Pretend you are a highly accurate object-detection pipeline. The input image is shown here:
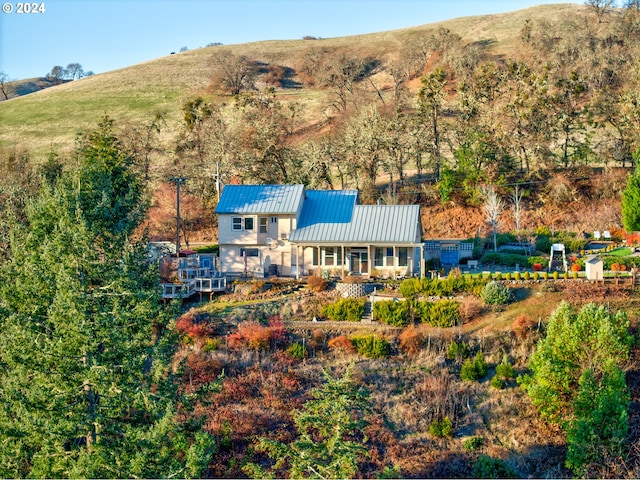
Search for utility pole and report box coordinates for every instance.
[170,176,187,255]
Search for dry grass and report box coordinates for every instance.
[0,4,587,160]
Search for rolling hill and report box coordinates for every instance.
[0,3,585,161]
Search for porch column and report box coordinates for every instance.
[296,245,300,280]
[368,245,372,276]
[341,245,345,278]
[420,244,425,278]
[393,246,398,280]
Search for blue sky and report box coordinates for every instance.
[1,0,580,80]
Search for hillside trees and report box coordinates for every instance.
[519,302,633,476]
[244,366,371,479]
[621,163,640,231]
[0,118,214,478]
[232,90,306,184]
[417,68,448,180]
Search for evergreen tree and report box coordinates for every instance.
[0,118,215,478]
[519,302,632,475]
[622,163,640,232]
[244,365,371,479]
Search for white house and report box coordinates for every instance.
[215,184,424,278]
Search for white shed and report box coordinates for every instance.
[585,256,604,281]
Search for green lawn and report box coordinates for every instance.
[606,247,633,257]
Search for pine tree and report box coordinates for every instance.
[244,365,371,479]
[0,118,215,478]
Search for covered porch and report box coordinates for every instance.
[292,243,424,280]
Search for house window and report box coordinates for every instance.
[244,217,254,230]
[374,248,384,267]
[259,217,268,234]
[270,216,278,224]
[312,247,319,266]
[398,248,408,267]
[232,217,242,231]
[323,247,335,266]
[240,248,259,257]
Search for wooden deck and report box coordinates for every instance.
[160,254,227,300]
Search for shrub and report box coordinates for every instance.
[532,263,543,271]
[286,342,307,359]
[512,314,536,340]
[459,296,482,322]
[514,271,521,281]
[535,235,552,253]
[374,300,410,327]
[399,274,487,298]
[533,272,539,281]
[398,325,425,355]
[307,275,327,292]
[490,376,504,389]
[327,335,355,354]
[350,334,390,359]
[415,300,461,327]
[495,356,516,380]
[463,436,485,452]
[176,313,214,339]
[553,271,559,280]
[321,298,364,322]
[473,455,518,479]
[504,272,511,281]
[446,340,470,361]
[461,351,488,381]
[523,271,530,281]
[481,281,512,306]
[429,416,453,438]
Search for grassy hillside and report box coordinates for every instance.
[0,3,584,160]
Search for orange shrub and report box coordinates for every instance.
[176,313,214,339]
[532,263,543,271]
[399,325,425,356]
[611,263,621,271]
[570,263,582,272]
[307,275,328,292]
[511,314,537,340]
[327,335,355,354]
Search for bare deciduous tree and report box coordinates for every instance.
[210,51,257,95]
[584,0,616,22]
[0,72,11,100]
[481,185,504,252]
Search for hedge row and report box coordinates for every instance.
[321,298,365,322]
[480,252,548,268]
[374,299,461,328]
[399,275,488,298]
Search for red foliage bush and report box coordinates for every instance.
[327,335,355,353]
[181,352,224,393]
[176,313,214,338]
[532,263,543,271]
[570,263,582,272]
[228,318,286,351]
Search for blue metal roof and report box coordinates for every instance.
[290,202,421,244]
[296,190,358,228]
[215,184,304,214]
